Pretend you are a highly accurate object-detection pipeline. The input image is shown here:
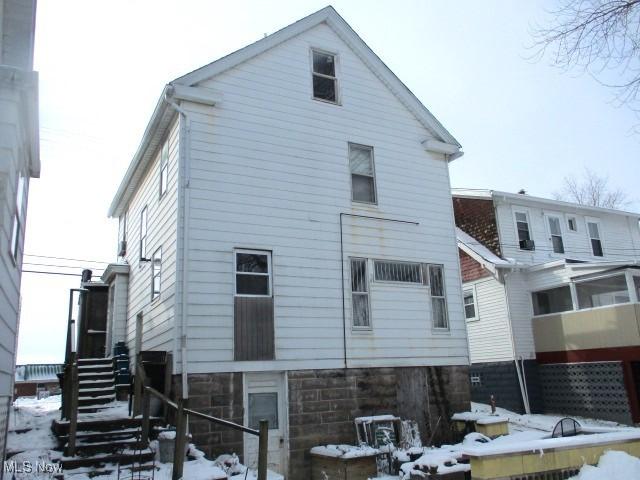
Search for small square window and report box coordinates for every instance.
[312,50,337,103]
[470,375,482,387]
[248,392,278,430]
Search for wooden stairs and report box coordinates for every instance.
[52,357,161,476]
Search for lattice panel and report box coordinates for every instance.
[512,468,580,480]
[539,362,632,424]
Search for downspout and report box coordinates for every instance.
[165,88,191,400]
[502,271,531,414]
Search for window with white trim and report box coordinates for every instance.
[10,175,26,263]
[159,141,169,198]
[349,143,376,204]
[515,211,533,250]
[311,49,337,103]
[547,216,565,254]
[463,288,477,321]
[235,250,271,296]
[429,264,449,329]
[351,258,370,328]
[140,206,148,260]
[587,220,603,257]
[576,274,629,309]
[118,213,127,257]
[567,216,578,232]
[373,260,422,283]
[151,247,162,300]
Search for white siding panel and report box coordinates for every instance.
[504,271,537,359]
[180,23,467,372]
[464,276,514,364]
[122,118,179,355]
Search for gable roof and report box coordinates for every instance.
[109,6,461,217]
[456,227,515,275]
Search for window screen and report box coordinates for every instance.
[532,286,573,315]
[374,260,422,283]
[576,274,629,309]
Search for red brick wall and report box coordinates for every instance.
[453,197,501,256]
[459,250,490,282]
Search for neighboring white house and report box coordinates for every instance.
[453,189,640,424]
[103,7,469,478]
[0,0,39,469]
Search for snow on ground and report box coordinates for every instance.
[569,451,640,479]
[8,395,61,454]
[470,402,630,434]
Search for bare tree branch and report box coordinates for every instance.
[553,167,630,208]
[531,1,640,110]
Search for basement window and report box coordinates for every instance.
[576,274,629,309]
[248,392,278,430]
[311,49,338,103]
[470,375,482,387]
[532,286,573,316]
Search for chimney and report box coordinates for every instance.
[81,269,93,283]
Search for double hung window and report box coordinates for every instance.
[351,258,370,328]
[587,220,603,257]
[515,211,533,250]
[140,206,148,260]
[463,289,477,320]
[547,216,565,254]
[349,143,376,204]
[159,141,169,198]
[312,50,338,103]
[235,250,272,296]
[151,247,162,300]
[429,265,448,329]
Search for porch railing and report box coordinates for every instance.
[135,362,269,480]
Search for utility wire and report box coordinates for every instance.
[23,253,110,264]
[22,270,100,277]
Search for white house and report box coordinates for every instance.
[103,7,469,478]
[0,0,39,468]
[453,188,640,424]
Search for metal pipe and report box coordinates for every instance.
[165,90,191,401]
[339,213,419,369]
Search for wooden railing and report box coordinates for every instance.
[135,362,269,480]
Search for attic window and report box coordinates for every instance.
[312,50,337,103]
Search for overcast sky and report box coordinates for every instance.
[17,0,640,364]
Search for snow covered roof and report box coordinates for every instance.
[109,6,463,218]
[456,227,516,274]
[15,364,63,383]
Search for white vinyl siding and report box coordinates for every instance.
[496,201,640,265]
[464,276,515,363]
[122,117,179,355]
[180,22,467,372]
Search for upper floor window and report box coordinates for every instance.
[140,206,148,260]
[351,257,370,328]
[547,216,565,254]
[429,264,449,329]
[349,143,376,204]
[312,49,337,103]
[235,250,271,297]
[587,220,603,257]
[567,216,578,232]
[151,247,162,300]
[10,175,26,263]
[463,288,477,321]
[515,211,534,250]
[159,141,169,198]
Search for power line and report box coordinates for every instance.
[22,262,106,269]
[22,270,91,277]
[23,254,110,265]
